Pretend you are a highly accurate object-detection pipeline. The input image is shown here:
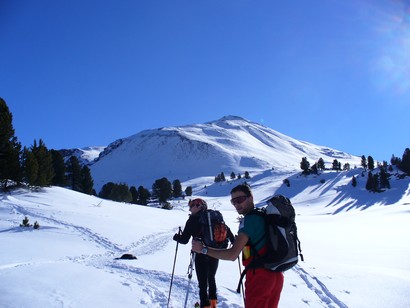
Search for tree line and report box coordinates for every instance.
[98,178,193,207]
[0,98,186,204]
[0,98,194,207]
[299,151,410,193]
[0,98,94,193]
[214,171,251,183]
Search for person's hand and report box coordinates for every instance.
[173,233,180,241]
[191,239,203,253]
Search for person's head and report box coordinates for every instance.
[230,184,254,215]
[188,198,207,214]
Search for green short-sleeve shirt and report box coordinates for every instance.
[238,211,267,266]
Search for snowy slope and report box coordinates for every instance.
[90,116,361,191]
[60,146,106,165]
[1,167,409,308]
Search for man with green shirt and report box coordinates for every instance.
[192,184,284,308]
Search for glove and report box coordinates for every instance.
[173,233,180,242]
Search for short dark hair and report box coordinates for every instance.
[230,184,252,197]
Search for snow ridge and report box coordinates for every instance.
[89,116,361,191]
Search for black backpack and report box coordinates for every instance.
[237,195,303,292]
[259,195,303,271]
[198,209,229,249]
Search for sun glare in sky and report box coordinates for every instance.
[371,1,410,96]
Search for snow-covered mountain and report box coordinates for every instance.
[60,146,106,165]
[89,116,361,191]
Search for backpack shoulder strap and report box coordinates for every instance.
[207,210,213,242]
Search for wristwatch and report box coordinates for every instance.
[201,246,208,255]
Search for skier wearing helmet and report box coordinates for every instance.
[173,198,219,308]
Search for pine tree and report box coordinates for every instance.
[66,156,82,191]
[367,156,375,171]
[220,172,226,181]
[311,163,318,175]
[130,186,139,204]
[373,173,380,192]
[317,158,325,170]
[400,148,410,175]
[379,167,390,189]
[50,150,67,186]
[352,176,357,187]
[185,186,192,197]
[21,147,38,186]
[137,185,151,205]
[172,179,182,198]
[99,182,115,199]
[332,159,340,171]
[390,154,395,165]
[361,155,367,170]
[391,154,401,166]
[80,166,94,195]
[31,139,54,186]
[343,163,351,171]
[0,98,22,189]
[110,183,132,202]
[152,177,172,202]
[365,172,374,191]
[300,157,310,174]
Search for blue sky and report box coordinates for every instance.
[1,0,409,161]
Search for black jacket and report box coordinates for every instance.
[173,211,203,244]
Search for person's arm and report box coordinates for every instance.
[192,232,249,261]
[227,225,236,244]
[173,217,196,244]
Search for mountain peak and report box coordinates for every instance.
[217,115,246,121]
[206,115,249,125]
[89,117,361,191]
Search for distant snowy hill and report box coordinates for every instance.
[89,116,361,192]
[60,146,106,165]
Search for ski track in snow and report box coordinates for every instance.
[293,265,348,308]
[4,196,348,308]
[8,202,123,251]
[125,231,173,256]
[4,198,206,307]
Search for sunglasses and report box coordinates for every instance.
[189,199,205,208]
[230,195,249,205]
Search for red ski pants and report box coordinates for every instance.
[244,268,284,308]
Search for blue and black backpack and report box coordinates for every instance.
[198,209,230,249]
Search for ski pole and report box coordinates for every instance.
[167,227,182,308]
[237,257,245,305]
[183,251,196,308]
